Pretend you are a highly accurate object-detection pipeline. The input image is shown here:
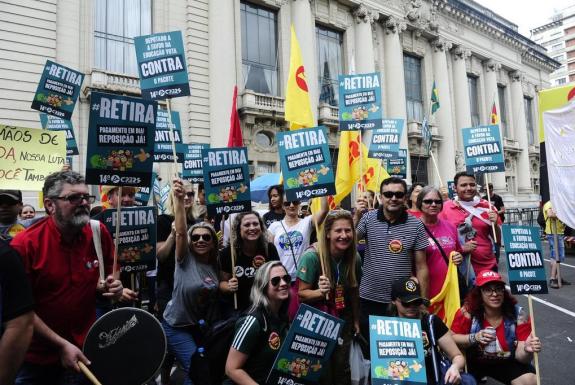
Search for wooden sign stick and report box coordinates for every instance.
[527,295,541,385]
[484,175,498,243]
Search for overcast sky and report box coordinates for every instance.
[475,0,575,37]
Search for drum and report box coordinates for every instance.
[83,307,166,385]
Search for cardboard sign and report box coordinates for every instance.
[39,113,79,156]
[462,125,505,174]
[85,92,156,187]
[502,225,548,295]
[134,31,191,100]
[183,144,208,183]
[95,206,158,273]
[153,108,184,163]
[369,316,427,385]
[386,149,407,179]
[0,125,66,191]
[338,73,382,131]
[368,119,405,159]
[267,304,344,385]
[277,126,335,201]
[202,147,251,216]
[31,60,84,120]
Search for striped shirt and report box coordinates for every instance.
[356,208,428,303]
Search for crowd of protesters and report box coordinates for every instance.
[0,170,545,385]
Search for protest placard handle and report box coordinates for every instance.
[429,148,444,189]
[166,99,179,178]
[78,362,103,385]
[551,219,562,288]
[527,295,541,385]
[484,175,498,244]
[314,216,328,301]
[230,222,238,310]
[112,187,122,277]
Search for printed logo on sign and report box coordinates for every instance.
[234,266,256,278]
[295,188,328,200]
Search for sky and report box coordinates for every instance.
[475,0,575,37]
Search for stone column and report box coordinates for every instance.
[352,4,377,73]
[510,71,532,194]
[484,60,506,191]
[452,46,472,172]
[431,38,456,184]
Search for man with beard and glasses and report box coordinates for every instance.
[11,171,123,385]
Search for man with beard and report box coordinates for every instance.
[11,171,123,384]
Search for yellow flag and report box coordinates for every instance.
[430,252,461,327]
[362,146,390,194]
[333,131,362,205]
[285,25,315,130]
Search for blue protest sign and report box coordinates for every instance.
[154,108,183,163]
[338,73,382,131]
[369,315,427,385]
[277,126,335,201]
[85,92,157,187]
[369,119,405,159]
[462,125,505,174]
[183,144,208,183]
[386,149,407,179]
[134,31,191,100]
[94,206,158,273]
[502,225,548,295]
[447,180,455,199]
[39,113,79,156]
[202,147,251,216]
[134,172,158,206]
[267,304,344,385]
[31,60,84,120]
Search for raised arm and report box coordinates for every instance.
[172,178,189,263]
[311,196,329,227]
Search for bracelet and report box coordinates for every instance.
[468,332,477,345]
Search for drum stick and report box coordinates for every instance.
[78,362,103,385]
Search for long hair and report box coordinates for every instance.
[231,211,269,257]
[463,286,518,321]
[249,261,290,317]
[188,222,219,269]
[319,210,358,289]
[267,184,284,211]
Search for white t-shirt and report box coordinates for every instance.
[268,216,314,278]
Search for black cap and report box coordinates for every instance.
[0,190,22,203]
[391,277,429,305]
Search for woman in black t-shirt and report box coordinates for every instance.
[262,184,285,228]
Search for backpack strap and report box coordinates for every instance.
[90,219,105,281]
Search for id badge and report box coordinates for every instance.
[335,284,345,310]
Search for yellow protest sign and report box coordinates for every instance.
[0,125,66,191]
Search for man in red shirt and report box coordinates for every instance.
[12,171,123,384]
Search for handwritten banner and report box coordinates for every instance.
[462,124,505,174]
[39,113,79,156]
[338,73,382,131]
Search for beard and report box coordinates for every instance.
[55,206,90,229]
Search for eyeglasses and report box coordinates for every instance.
[53,194,95,205]
[191,233,212,242]
[270,274,291,287]
[283,200,301,207]
[401,299,424,307]
[422,199,443,205]
[481,285,505,295]
[382,191,405,199]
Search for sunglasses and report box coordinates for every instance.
[422,199,443,205]
[53,194,96,205]
[283,201,301,207]
[401,299,424,307]
[270,274,291,286]
[191,233,212,242]
[382,191,405,199]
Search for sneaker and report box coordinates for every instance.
[560,278,571,285]
[550,279,559,289]
[479,376,488,383]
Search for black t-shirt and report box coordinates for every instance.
[156,214,176,291]
[263,211,285,229]
[421,314,449,384]
[0,239,34,335]
[219,242,279,311]
[483,193,505,221]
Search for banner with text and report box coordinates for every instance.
[135,31,191,100]
[86,92,156,188]
[338,73,382,131]
[386,149,407,179]
[39,113,79,156]
[502,225,548,295]
[183,144,208,183]
[369,315,426,385]
[462,124,505,174]
[0,125,66,191]
[202,147,251,216]
[267,304,343,385]
[368,119,405,159]
[31,60,84,120]
[277,126,335,201]
[153,108,184,163]
[95,206,157,273]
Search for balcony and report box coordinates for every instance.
[318,103,339,128]
[503,137,521,153]
[239,90,285,120]
[84,69,141,97]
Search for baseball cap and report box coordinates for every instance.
[391,278,430,306]
[0,190,22,203]
[475,270,505,287]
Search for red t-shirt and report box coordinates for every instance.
[11,217,114,365]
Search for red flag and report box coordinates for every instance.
[227,86,243,147]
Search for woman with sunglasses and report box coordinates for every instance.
[161,178,220,385]
[407,182,425,218]
[297,210,361,385]
[263,184,285,228]
[225,261,290,385]
[267,196,328,280]
[451,270,541,385]
[416,186,464,299]
[219,211,280,312]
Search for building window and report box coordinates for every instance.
[498,86,508,137]
[410,156,428,184]
[404,54,423,121]
[255,131,274,148]
[556,77,567,85]
[468,75,480,127]
[94,0,151,76]
[240,2,279,96]
[525,96,535,146]
[316,26,343,106]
